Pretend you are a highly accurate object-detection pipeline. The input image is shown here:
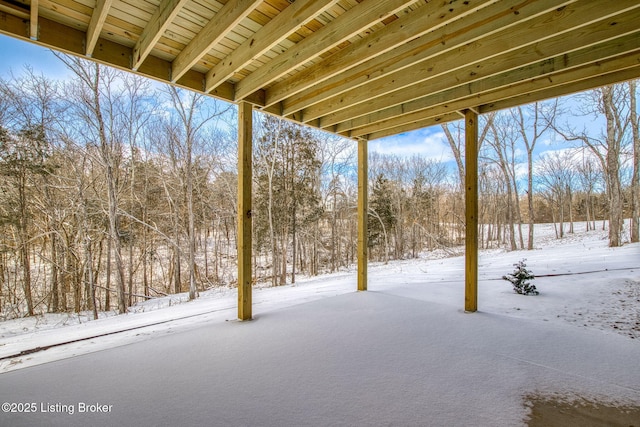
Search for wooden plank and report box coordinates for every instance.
[315,5,640,129]
[204,0,340,93]
[361,63,640,141]
[347,33,640,137]
[37,0,93,29]
[237,101,253,321]
[357,138,368,292]
[366,58,640,141]
[365,112,462,141]
[0,12,237,102]
[171,0,261,82]
[268,0,498,109]
[30,0,38,39]
[480,64,640,114]
[464,109,478,313]
[306,0,640,126]
[0,1,29,20]
[132,0,190,70]
[280,0,574,116]
[233,0,416,101]
[85,0,114,56]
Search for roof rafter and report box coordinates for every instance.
[368,64,640,141]
[479,65,640,114]
[171,0,262,83]
[233,0,418,102]
[204,0,341,94]
[350,37,640,138]
[86,0,114,57]
[132,0,191,71]
[282,0,576,118]
[2,0,640,143]
[266,0,501,109]
[303,1,640,128]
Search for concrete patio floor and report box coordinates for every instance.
[1,289,639,426]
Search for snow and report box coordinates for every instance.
[0,223,638,426]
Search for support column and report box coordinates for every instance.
[464,109,478,312]
[237,102,253,320]
[357,138,368,291]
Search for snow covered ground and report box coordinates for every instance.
[0,222,638,426]
[1,222,637,373]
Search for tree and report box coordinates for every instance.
[0,125,52,315]
[318,135,355,272]
[254,115,322,285]
[368,173,396,262]
[554,84,632,247]
[164,87,230,300]
[537,150,577,239]
[57,55,129,313]
[575,153,602,232]
[485,113,522,251]
[629,80,639,243]
[512,101,557,249]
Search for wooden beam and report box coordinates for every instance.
[29,0,38,40]
[365,112,462,141]
[357,138,368,292]
[266,0,497,108]
[313,4,640,129]
[233,0,416,101]
[131,0,190,71]
[86,0,114,57]
[280,0,575,117]
[365,61,640,141]
[0,12,237,103]
[0,0,30,20]
[237,101,253,321]
[171,0,261,82]
[204,0,340,93]
[480,64,640,114]
[464,109,478,313]
[346,33,640,137]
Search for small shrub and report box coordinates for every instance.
[503,259,538,295]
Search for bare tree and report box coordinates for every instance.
[629,80,639,243]
[0,69,59,316]
[575,152,602,232]
[485,114,522,250]
[512,101,557,249]
[537,150,577,239]
[56,55,128,313]
[318,135,354,272]
[553,84,631,247]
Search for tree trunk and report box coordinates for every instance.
[603,86,623,247]
[630,80,639,243]
[18,171,34,316]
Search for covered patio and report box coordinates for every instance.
[1,0,639,320]
[1,286,640,426]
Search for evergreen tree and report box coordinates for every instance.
[0,124,53,315]
[503,259,538,295]
[254,116,322,285]
[368,173,396,260]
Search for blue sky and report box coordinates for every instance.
[0,34,72,79]
[0,33,455,157]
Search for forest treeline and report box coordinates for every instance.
[1,57,638,318]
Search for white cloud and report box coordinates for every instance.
[370,128,454,162]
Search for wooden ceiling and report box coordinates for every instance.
[1,0,639,140]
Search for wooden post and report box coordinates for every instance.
[357,138,368,291]
[237,102,253,320]
[464,109,478,312]
[30,0,38,40]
